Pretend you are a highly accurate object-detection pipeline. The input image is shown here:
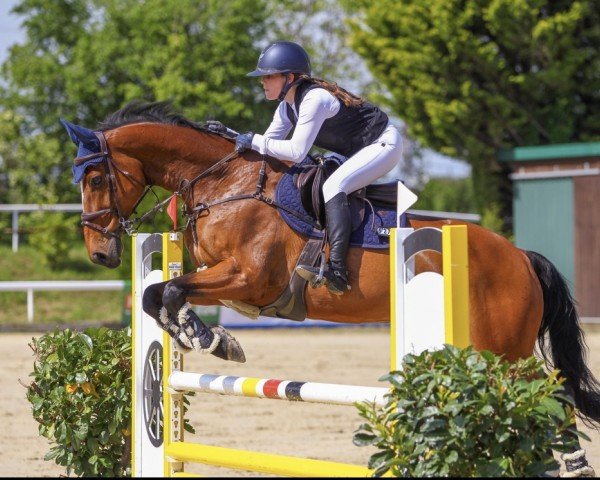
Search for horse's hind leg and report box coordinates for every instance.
[556,386,596,477]
[561,446,595,477]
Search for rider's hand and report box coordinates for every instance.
[236,132,254,153]
[206,120,227,135]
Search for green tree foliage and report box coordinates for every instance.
[343,0,600,228]
[414,177,476,214]
[0,0,272,206]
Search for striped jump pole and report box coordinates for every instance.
[169,371,389,407]
[131,197,470,476]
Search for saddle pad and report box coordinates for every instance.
[275,159,407,249]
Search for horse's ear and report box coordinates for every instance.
[60,118,97,146]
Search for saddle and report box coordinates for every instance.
[294,154,398,231]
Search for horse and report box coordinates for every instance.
[62,101,599,475]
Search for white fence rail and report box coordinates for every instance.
[0,204,83,252]
[0,204,481,252]
[0,280,125,323]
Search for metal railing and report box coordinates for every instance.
[0,280,125,323]
[0,204,83,252]
[0,203,480,253]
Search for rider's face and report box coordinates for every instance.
[261,74,289,101]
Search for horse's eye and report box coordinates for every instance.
[90,176,103,187]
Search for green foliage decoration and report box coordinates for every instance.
[354,345,586,477]
[27,327,132,476]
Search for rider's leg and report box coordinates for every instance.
[297,192,352,294]
[296,124,403,294]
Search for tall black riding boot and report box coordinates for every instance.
[296,192,352,295]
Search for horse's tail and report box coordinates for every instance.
[526,250,600,427]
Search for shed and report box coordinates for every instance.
[498,142,600,321]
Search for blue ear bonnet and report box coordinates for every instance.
[60,118,106,184]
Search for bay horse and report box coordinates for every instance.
[63,101,599,474]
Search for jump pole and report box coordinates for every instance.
[131,222,469,476]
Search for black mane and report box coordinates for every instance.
[99,100,206,131]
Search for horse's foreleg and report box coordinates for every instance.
[142,281,215,355]
[142,258,246,363]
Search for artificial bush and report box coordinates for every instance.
[354,345,586,477]
[26,327,132,477]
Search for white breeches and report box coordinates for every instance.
[322,123,403,202]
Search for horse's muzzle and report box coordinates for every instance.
[90,237,123,268]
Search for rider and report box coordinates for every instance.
[234,41,403,295]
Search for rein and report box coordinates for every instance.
[76,130,318,241]
[183,155,319,245]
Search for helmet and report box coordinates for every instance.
[247,41,311,77]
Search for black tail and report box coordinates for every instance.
[526,250,600,427]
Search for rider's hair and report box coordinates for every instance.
[296,74,365,108]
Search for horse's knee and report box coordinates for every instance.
[142,283,163,318]
[162,282,187,313]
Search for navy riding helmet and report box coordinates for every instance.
[247,41,311,77]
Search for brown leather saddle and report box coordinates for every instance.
[294,154,397,230]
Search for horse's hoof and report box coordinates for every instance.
[210,326,246,363]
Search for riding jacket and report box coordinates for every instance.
[251,81,389,161]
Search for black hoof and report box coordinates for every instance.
[210,326,246,363]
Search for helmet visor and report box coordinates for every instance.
[246,67,288,77]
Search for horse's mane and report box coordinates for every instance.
[99,100,207,132]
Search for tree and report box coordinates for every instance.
[343,0,600,230]
[0,0,273,206]
[414,177,476,214]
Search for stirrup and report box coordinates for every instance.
[295,264,350,295]
[295,264,326,287]
[296,250,327,287]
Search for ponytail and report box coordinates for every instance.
[298,75,365,108]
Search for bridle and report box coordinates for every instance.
[75,131,150,238]
[74,130,241,239]
[74,129,319,242]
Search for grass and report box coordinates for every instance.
[0,243,129,327]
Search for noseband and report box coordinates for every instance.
[74,131,147,238]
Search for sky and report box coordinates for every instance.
[0,0,470,179]
[0,0,23,65]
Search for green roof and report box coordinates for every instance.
[497,142,600,162]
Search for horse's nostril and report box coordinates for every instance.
[91,250,121,268]
[92,252,108,264]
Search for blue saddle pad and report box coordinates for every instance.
[274,159,406,249]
